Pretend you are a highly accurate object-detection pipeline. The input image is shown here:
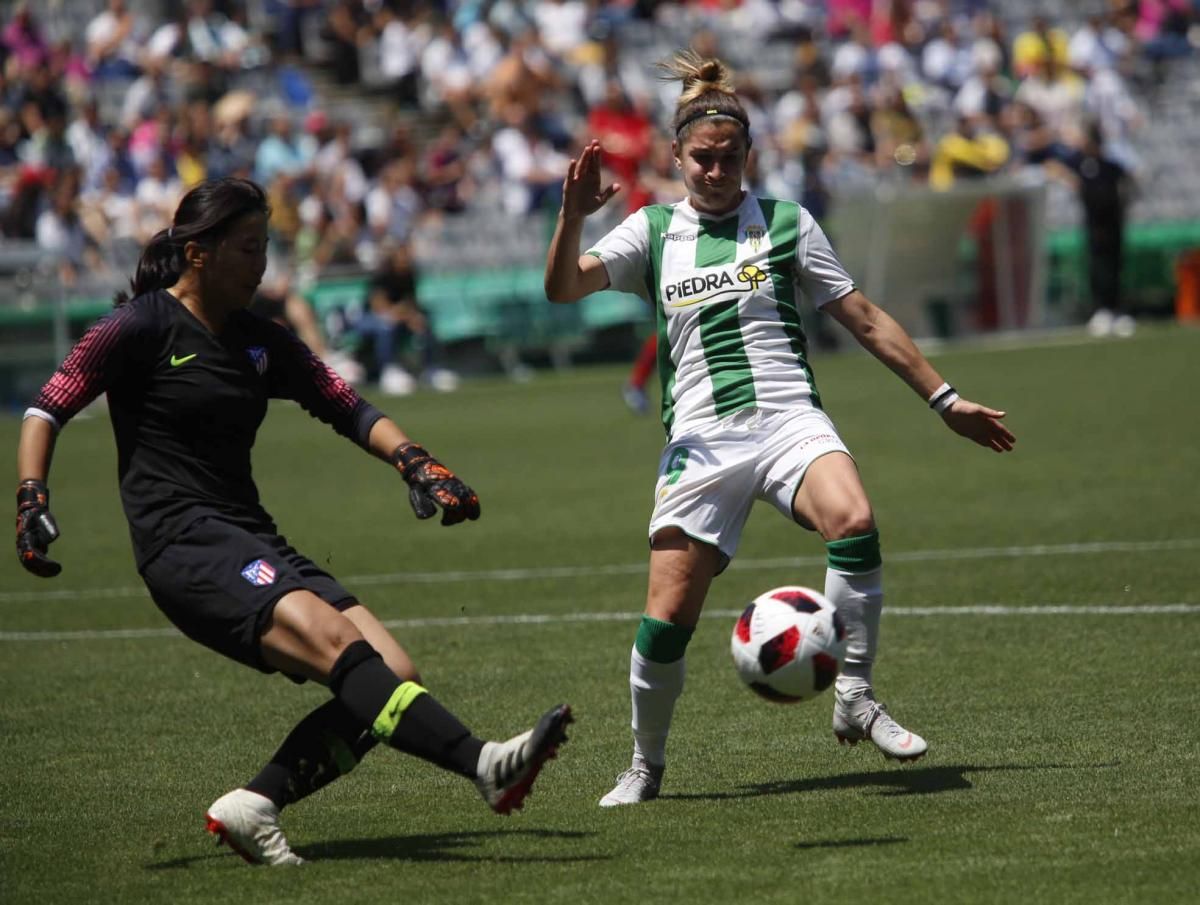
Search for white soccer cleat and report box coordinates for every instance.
[380,364,417,396]
[1087,308,1114,337]
[422,367,461,393]
[204,789,304,866]
[621,383,649,415]
[325,351,365,385]
[475,704,573,815]
[833,693,927,762]
[599,759,664,807]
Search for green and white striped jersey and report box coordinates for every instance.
[588,194,855,438]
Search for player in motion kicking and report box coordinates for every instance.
[544,52,1014,806]
[15,177,572,863]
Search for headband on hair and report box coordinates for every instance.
[675,107,751,138]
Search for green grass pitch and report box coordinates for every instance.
[2,325,1198,904]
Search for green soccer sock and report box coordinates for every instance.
[824,531,883,692]
[634,615,694,663]
[630,616,695,766]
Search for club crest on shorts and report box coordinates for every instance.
[241,558,277,586]
[246,346,268,375]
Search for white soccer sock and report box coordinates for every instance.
[825,565,882,699]
[629,647,685,767]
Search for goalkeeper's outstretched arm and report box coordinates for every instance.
[366,417,481,526]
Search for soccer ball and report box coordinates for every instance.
[730,586,847,703]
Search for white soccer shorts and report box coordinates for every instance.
[647,406,851,569]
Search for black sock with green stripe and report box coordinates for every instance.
[247,699,377,808]
[329,640,484,778]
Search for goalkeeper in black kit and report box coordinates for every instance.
[14,177,571,866]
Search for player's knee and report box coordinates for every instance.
[329,639,382,696]
[824,509,875,541]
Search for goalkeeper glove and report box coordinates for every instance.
[16,479,61,578]
[391,443,481,526]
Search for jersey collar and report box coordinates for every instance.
[679,191,749,223]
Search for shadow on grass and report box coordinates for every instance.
[147,828,608,869]
[663,762,1120,802]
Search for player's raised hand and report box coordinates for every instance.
[391,442,481,526]
[562,140,620,220]
[941,399,1016,453]
[15,479,62,577]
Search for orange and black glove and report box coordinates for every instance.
[16,479,61,577]
[391,443,481,526]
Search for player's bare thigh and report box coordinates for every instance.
[342,604,420,682]
[259,591,419,683]
[790,451,876,540]
[645,527,723,627]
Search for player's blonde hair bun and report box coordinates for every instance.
[658,50,737,105]
[659,50,750,143]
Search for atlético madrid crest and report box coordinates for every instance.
[246,346,268,375]
[241,558,276,586]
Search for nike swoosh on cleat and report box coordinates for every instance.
[898,734,913,749]
[170,353,198,366]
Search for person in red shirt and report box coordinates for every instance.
[587,79,653,214]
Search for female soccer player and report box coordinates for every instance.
[15,177,572,863]
[544,52,1015,806]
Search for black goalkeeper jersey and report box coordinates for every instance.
[30,290,384,568]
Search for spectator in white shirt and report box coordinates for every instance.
[420,17,477,129]
[374,3,426,106]
[314,121,368,204]
[66,98,112,192]
[36,173,98,285]
[491,104,569,216]
[85,0,143,80]
[532,0,589,61]
[365,157,423,245]
[134,154,183,240]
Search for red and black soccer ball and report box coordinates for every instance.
[730,586,847,703]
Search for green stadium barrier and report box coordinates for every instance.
[1045,221,1200,313]
[579,289,652,331]
[0,297,109,328]
[307,268,650,353]
[7,217,1195,402]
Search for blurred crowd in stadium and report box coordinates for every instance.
[1,0,1197,387]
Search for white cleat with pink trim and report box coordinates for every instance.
[205,789,303,866]
[833,693,927,762]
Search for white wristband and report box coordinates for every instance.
[928,383,959,414]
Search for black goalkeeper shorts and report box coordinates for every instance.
[140,517,359,674]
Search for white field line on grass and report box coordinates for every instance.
[1,537,1197,606]
[1,603,1198,642]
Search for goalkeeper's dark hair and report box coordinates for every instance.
[114,177,270,307]
[658,50,751,146]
